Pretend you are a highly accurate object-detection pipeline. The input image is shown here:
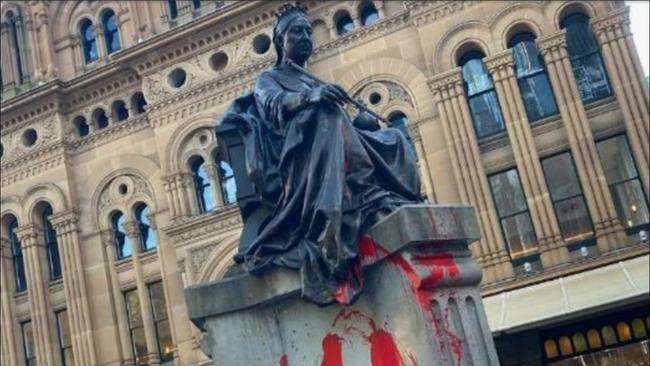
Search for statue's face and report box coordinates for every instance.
[282,17,313,64]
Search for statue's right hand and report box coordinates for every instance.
[307,84,347,106]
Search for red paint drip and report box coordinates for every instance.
[321,333,344,366]
[279,354,288,366]
[334,260,363,304]
[358,236,386,265]
[368,329,405,366]
[413,253,459,288]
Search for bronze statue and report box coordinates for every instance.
[218,3,422,305]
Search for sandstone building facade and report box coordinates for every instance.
[1,1,648,365]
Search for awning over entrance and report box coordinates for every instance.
[483,254,649,334]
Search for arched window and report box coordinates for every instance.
[42,205,62,281]
[459,51,506,139]
[5,10,26,84]
[616,321,632,341]
[335,11,355,35]
[544,339,559,358]
[217,160,237,205]
[631,318,648,339]
[191,157,214,213]
[192,0,201,10]
[92,108,109,129]
[359,2,380,26]
[571,332,587,353]
[131,92,147,114]
[558,336,573,356]
[135,204,156,252]
[561,13,612,103]
[167,0,179,19]
[102,9,121,54]
[111,211,131,259]
[79,19,98,64]
[601,326,617,346]
[509,32,559,122]
[7,216,27,292]
[111,100,129,122]
[586,329,602,349]
[73,116,90,137]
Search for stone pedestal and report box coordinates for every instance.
[185,205,500,365]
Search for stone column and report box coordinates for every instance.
[485,51,568,267]
[0,237,21,366]
[13,15,30,83]
[1,22,17,88]
[409,122,437,202]
[70,34,84,74]
[163,177,180,221]
[15,225,56,366]
[537,32,626,253]
[93,24,107,63]
[100,230,135,366]
[592,9,649,194]
[34,6,56,79]
[429,70,514,282]
[181,172,200,215]
[50,210,97,366]
[124,221,161,365]
[24,15,42,82]
[204,164,225,208]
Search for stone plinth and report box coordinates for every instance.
[185,205,500,365]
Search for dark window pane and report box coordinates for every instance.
[192,0,201,10]
[489,170,528,216]
[57,310,73,366]
[113,212,132,259]
[157,319,174,361]
[562,14,599,57]
[132,327,148,364]
[512,37,545,77]
[80,20,98,63]
[610,180,650,229]
[554,197,593,242]
[168,0,178,19]
[136,205,156,252]
[597,136,639,184]
[336,14,355,35]
[219,161,237,205]
[518,73,558,121]
[462,57,493,96]
[571,53,612,103]
[361,5,379,26]
[501,212,538,258]
[192,159,214,212]
[149,282,168,321]
[468,91,506,138]
[102,10,121,54]
[125,290,143,326]
[22,321,36,365]
[542,153,583,201]
[9,218,27,292]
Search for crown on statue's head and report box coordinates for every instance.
[274,2,308,24]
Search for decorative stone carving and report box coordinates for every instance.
[189,242,220,281]
[97,174,154,212]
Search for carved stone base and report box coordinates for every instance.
[185,205,500,365]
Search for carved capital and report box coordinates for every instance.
[591,8,630,40]
[485,50,514,82]
[536,31,567,61]
[49,209,80,234]
[100,229,116,248]
[428,68,463,102]
[0,237,12,259]
[14,224,40,243]
[123,220,140,239]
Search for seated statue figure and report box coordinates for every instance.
[219,3,422,305]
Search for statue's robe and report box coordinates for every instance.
[220,64,421,304]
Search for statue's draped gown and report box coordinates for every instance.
[222,64,421,304]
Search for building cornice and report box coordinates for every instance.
[162,206,242,246]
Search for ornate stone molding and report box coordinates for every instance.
[591,8,630,38]
[188,242,220,282]
[14,224,40,243]
[407,0,479,28]
[49,209,80,235]
[427,68,462,102]
[162,206,242,245]
[97,174,154,214]
[536,32,567,59]
[69,114,150,154]
[485,50,514,82]
[1,144,65,187]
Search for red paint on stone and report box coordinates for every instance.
[368,328,405,366]
[279,354,288,366]
[334,260,363,304]
[321,333,344,366]
[413,253,459,288]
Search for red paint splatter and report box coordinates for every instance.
[413,253,459,288]
[279,354,288,366]
[321,334,344,366]
[368,328,405,366]
[334,260,363,304]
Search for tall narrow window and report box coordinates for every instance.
[509,32,559,122]
[124,289,148,366]
[112,211,132,259]
[460,51,506,139]
[21,321,36,366]
[542,152,593,243]
[56,310,74,366]
[359,2,380,26]
[148,282,174,362]
[73,116,90,137]
[489,169,538,259]
[135,204,156,252]
[167,0,179,19]
[8,216,27,292]
[561,13,612,103]
[217,160,237,206]
[596,135,649,233]
[43,205,62,280]
[335,11,355,35]
[191,157,214,213]
[192,0,201,10]
[6,11,26,84]
[131,92,147,114]
[102,9,121,54]
[79,19,98,64]
[92,108,109,129]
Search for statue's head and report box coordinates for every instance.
[273,3,312,66]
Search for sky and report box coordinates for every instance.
[627,1,650,76]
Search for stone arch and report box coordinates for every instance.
[197,235,240,283]
[488,2,547,50]
[434,20,493,73]
[0,2,24,19]
[551,1,598,31]
[23,183,69,225]
[165,113,220,174]
[0,196,24,236]
[83,156,161,231]
[338,57,436,121]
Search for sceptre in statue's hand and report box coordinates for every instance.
[218,2,422,305]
